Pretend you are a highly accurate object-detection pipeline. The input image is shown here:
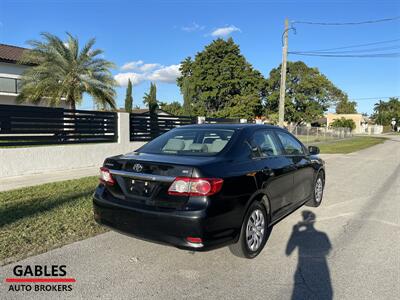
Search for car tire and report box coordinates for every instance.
[306,171,325,207]
[229,201,271,259]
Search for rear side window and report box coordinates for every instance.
[276,131,304,155]
[248,130,282,158]
[138,129,235,156]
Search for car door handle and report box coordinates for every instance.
[262,167,274,176]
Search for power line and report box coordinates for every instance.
[292,16,400,26]
[286,18,400,58]
[288,52,400,58]
[350,96,400,101]
[289,38,400,53]
[290,45,400,55]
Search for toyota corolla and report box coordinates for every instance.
[93,124,325,258]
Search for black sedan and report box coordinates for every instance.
[93,124,325,258]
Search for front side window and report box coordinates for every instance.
[276,131,304,155]
[138,128,235,156]
[248,130,282,158]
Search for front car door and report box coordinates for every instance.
[247,129,295,222]
[275,130,314,205]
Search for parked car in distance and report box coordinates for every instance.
[93,124,325,258]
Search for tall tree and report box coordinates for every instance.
[177,38,266,118]
[336,98,357,114]
[143,83,158,114]
[124,79,133,112]
[182,78,194,116]
[18,32,116,110]
[143,83,159,139]
[265,61,348,124]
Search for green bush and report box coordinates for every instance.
[330,117,356,131]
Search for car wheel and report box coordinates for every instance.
[306,172,325,207]
[229,201,271,259]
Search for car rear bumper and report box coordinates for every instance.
[93,192,236,251]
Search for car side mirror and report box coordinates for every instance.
[308,146,320,155]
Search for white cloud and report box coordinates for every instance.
[181,22,205,32]
[114,63,181,86]
[120,60,144,71]
[121,60,160,72]
[114,72,145,86]
[138,63,160,72]
[147,64,181,83]
[211,25,241,37]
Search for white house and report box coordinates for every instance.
[0,44,29,105]
[0,43,67,108]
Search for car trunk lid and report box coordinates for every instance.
[103,155,196,209]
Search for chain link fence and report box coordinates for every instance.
[287,126,353,145]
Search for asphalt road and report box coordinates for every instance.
[1,135,399,300]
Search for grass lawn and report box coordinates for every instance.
[318,136,387,154]
[296,134,347,144]
[0,176,107,265]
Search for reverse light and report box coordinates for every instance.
[99,167,115,185]
[168,177,223,196]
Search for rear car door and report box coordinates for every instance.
[275,130,314,205]
[247,129,295,221]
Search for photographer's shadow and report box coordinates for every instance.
[286,211,333,300]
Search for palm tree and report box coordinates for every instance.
[17,32,117,110]
[373,100,388,113]
[373,100,390,125]
[143,83,158,114]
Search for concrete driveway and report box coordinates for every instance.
[1,136,399,300]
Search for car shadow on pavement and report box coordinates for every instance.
[286,211,333,300]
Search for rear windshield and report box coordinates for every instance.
[138,128,235,156]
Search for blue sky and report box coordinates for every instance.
[1,0,399,114]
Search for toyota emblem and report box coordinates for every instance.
[132,163,143,172]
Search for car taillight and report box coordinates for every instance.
[99,167,115,185]
[186,237,203,244]
[168,177,223,196]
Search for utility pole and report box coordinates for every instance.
[279,18,289,127]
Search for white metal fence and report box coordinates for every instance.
[287,126,353,145]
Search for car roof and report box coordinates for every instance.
[176,123,279,130]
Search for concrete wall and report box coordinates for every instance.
[362,124,383,135]
[0,94,20,105]
[0,113,146,178]
[0,93,70,108]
